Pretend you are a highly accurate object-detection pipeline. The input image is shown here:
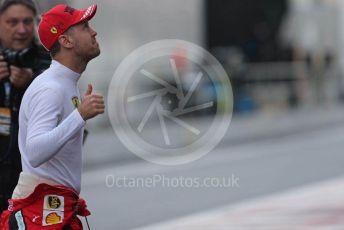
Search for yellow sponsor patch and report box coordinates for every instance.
[50,26,57,34]
[72,96,80,108]
[47,196,61,209]
[45,212,61,225]
[43,195,64,226]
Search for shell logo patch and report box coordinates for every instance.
[45,212,61,225]
[50,26,57,34]
[72,96,80,108]
[43,195,64,226]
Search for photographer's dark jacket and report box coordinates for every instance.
[0,44,51,164]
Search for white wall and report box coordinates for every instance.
[72,0,204,85]
[67,0,205,127]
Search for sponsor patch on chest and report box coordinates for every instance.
[71,96,80,108]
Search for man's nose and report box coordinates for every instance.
[17,22,28,34]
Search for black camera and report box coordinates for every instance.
[1,47,40,68]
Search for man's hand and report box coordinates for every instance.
[9,65,33,88]
[78,84,105,121]
[0,55,9,81]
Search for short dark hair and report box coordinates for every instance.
[49,41,60,57]
[0,0,37,15]
[49,27,75,57]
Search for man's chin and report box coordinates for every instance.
[91,47,101,59]
[95,48,101,57]
[12,42,30,50]
[94,43,100,56]
[86,49,101,63]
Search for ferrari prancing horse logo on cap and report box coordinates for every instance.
[72,96,80,108]
[50,26,57,34]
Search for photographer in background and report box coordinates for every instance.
[0,0,50,214]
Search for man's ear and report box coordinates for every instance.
[58,34,74,49]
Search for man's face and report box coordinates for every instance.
[70,21,100,62]
[0,4,35,50]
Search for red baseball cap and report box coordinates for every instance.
[38,4,97,51]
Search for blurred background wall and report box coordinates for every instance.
[34,0,344,123]
[207,0,341,113]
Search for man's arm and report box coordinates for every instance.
[25,88,85,168]
[25,84,104,168]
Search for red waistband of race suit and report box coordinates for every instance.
[0,183,90,229]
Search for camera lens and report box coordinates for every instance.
[2,48,39,68]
